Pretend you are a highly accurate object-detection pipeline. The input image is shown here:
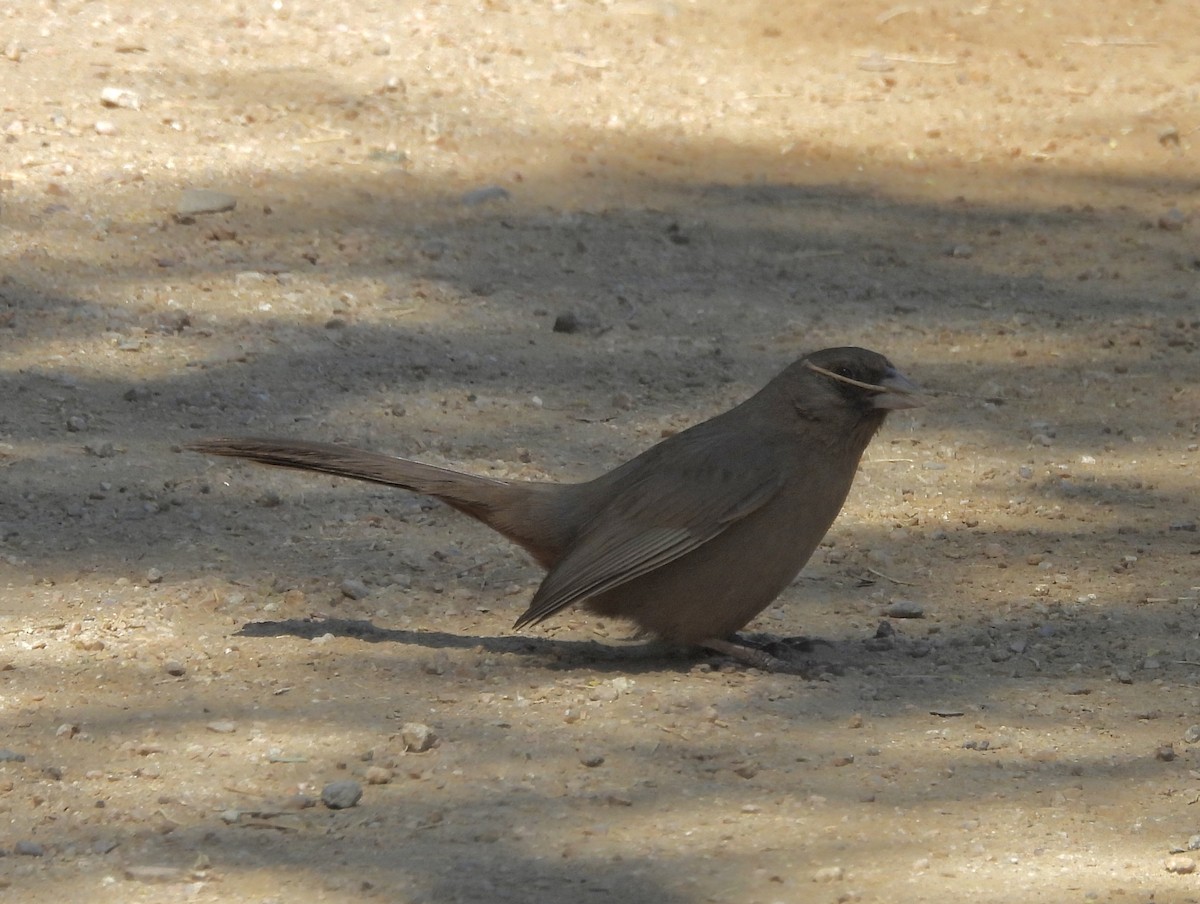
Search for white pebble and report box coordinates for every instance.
[100,86,140,110]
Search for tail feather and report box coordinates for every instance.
[187,437,568,566]
[188,437,509,496]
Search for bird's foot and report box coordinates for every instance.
[700,637,813,675]
[751,633,831,656]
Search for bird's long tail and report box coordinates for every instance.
[187,437,563,565]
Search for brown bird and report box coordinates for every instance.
[188,347,919,670]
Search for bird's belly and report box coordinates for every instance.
[585,489,843,645]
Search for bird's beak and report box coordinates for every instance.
[872,368,923,410]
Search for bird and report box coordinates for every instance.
[187,346,919,670]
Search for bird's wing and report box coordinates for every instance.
[513,438,785,628]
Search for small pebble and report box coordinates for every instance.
[206,721,236,734]
[552,312,580,334]
[93,120,117,135]
[99,86,140,109]
[364,766,392,785]
[280,793,316,810]
[163,660,185,677]
[885,599,924,618]
[14,841,45,857]
[340,578,370,600]
[0,749,26,762]
[146,567,164,584]
[321,779,363,810]
[580,753,605,768]
[1184,725,1200,744]
[1165,856,1196,874]
[1157,744,1176,762]
[401,722,437,752]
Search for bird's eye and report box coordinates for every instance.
[833,366,853,378]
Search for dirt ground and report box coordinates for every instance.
[2,0,1200,901]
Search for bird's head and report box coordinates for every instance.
[800,347,922,413]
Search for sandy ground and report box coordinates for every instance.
[2,0,1200,901]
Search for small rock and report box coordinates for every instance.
[364,766,392,785]
[177,189,237,216]
[460,185,510,206]
[92,838,119,855]
[56,723,79,738]
[163,660,185,677]
[99,86,140,110]
[279,793,316,810]
[321,779,363,810]
[14,841,44,857]
[1184,725,1200,744]
[885,599,924,618]
[83,442,117,458]
[1165,856,1196,874]
[948,244,974,258]
[552,312,580,334]
[580,753,605,768]
[1157,744,1176,762]
[340,578,370,600]
[812,865,845,882]
[401,722,437,752]
[864,620,896,651]
[205,721,236,734]
[93,120,117,135]
[0,749,27,762]
[146,567,164,584]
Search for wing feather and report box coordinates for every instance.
[514,464,783,628]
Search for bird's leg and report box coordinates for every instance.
[700,637,805,674]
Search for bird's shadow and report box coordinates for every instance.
[232,617,898,676]
[233,616,704,674]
